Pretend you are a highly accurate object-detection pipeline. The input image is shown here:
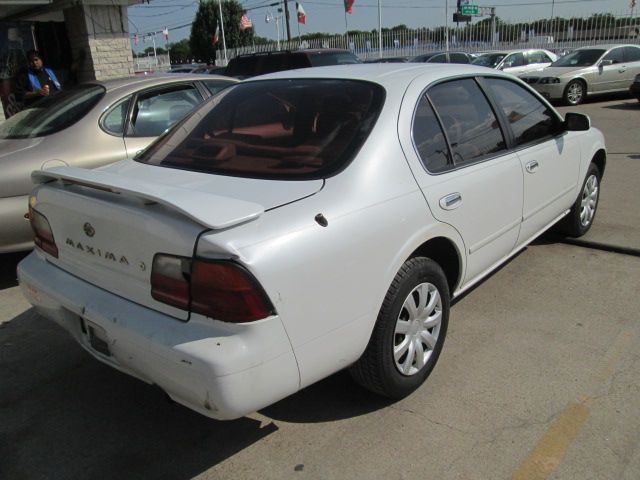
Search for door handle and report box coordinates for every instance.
[439,193,462,210]
[525,160,539,173]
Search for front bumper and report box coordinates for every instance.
[18,251,300,420]
[530,82,566,101]
[0,195,34,253]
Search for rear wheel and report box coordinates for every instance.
[557,162,601,237]
[350,257,449,399]
[563,80,586,106]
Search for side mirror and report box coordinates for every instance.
[564,112,590,131]
[599,59,614,67]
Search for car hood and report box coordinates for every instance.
[0,136,55,198]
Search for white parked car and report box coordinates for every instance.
[18,64,606,420]
[472,49,558,76]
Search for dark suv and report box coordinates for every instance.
[225,49,361,78]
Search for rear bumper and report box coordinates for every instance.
[0,195,33,253]
[18,251,300,420]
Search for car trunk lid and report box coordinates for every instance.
[31,165,322,319]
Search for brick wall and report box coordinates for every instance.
[64,3,135,82]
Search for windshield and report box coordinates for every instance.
[472,53,507,68]
[551,49,605,67]
[136,79,385,180]
[0,84,105,139]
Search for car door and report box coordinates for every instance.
[481,77,581,245]
[622,46,640,86]
[592,47,626,92]
[123,83,204,158]
[405,77,524,285]
[501,52,528,75]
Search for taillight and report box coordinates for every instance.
[29,204,58,258]
[150,254,275,323]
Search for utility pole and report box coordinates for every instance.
[283,0,291,41]
[445,0,449,51]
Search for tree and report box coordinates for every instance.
[190,0,254,62]
[168,39,191,63]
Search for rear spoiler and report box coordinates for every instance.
[32,166,264,230]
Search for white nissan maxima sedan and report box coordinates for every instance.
[18,64,606,420]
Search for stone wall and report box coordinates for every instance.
[63,3,134,82]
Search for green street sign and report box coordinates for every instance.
[461,4,479,15]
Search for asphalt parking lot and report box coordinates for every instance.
[1,94,639,480]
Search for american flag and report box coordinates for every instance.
[240,14,253,30]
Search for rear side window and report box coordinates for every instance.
[503,52,526,68]
[101,97,131,136]
[528,51,552,64]
[428,78,506,168]
[484,78,561,146]
[427,53,448,63]
[129,85,202,137]
[624,46,640,62]
[412,96,452,173]
[137,79,385,180]
[449,53,470,64]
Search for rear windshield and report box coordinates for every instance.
[136,79,385,180]
[309,52,361,66]
[551,49,605,67]
[0,84,105,139]
[226,54,310,77]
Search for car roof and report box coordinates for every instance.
[477,49,551,55]
[232,48,351,59]
[248,63,506,90]
[575,44,638,50]
[87,74,235,94]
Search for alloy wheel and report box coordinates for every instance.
[567,82,584,105]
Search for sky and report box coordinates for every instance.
[128,0,638,51]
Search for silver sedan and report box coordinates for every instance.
[0,74,237,253]
[521,44,640,105]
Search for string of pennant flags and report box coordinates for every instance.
[131,0,361,45]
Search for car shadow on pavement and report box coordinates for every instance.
[0,309,278,480]
[602,101,640,111]
[0,251,29,290]
[260,370,394,423]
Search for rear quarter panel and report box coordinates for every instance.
[196,105,465,388]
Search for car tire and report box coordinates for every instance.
[563,80,586,106]
[350,257,449,399]
[557,163,601,237]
